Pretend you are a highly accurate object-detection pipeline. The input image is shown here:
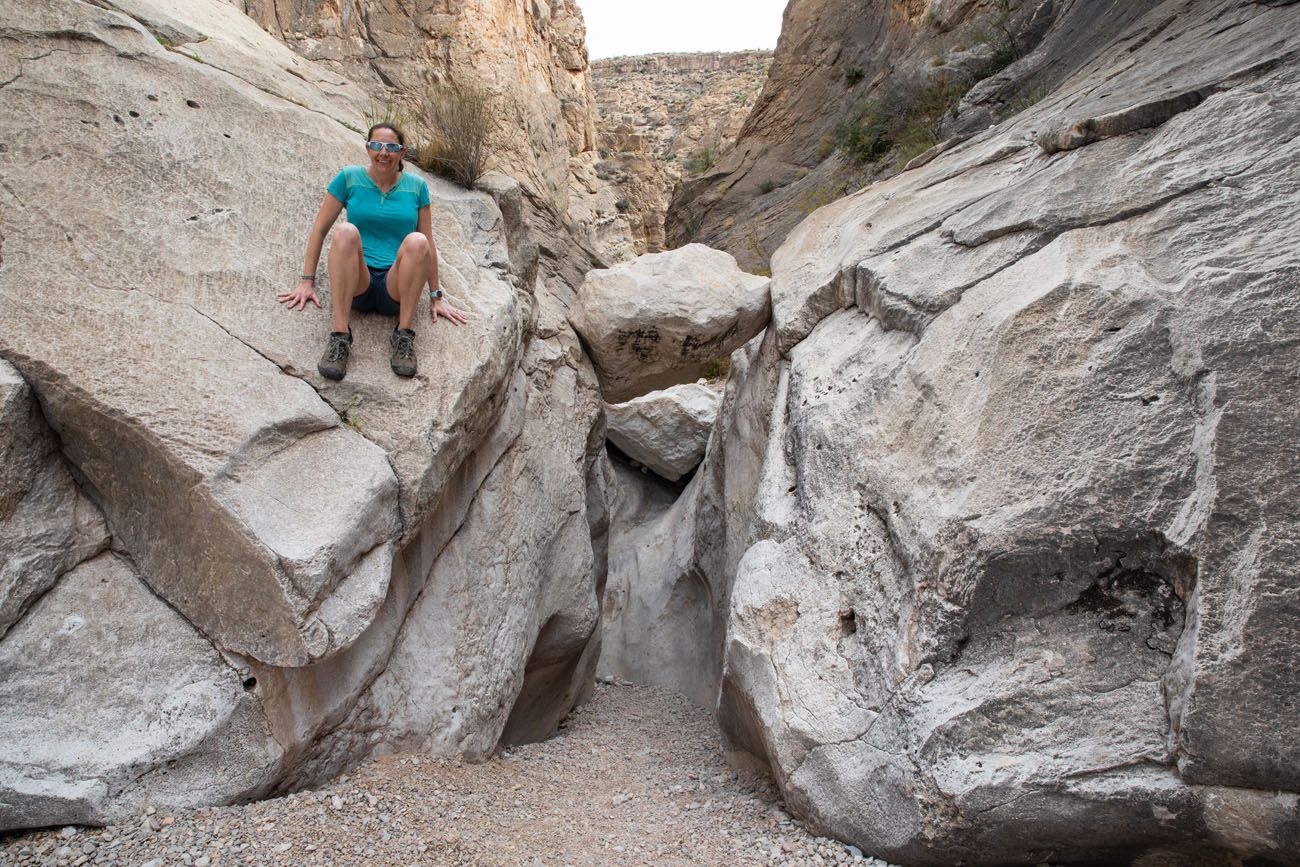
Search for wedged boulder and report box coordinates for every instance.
[567,244,770,402]
[0,0,597,830]
[606,382,720,481]
[0,553,280,828]
[0,361,108,638]
[669,4,1300,863]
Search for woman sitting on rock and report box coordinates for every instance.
[279,122,467,380]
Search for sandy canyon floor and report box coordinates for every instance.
[2,684,894,866]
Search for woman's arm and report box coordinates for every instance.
[279,193,344,311]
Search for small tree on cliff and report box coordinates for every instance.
[415,81,498,189]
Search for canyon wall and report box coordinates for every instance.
[665,0,1170,270]
[591,51,771,254]
[605,0,1300,862]
[231,0,637,273]
[0,0,609,830]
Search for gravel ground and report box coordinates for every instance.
[1,682,895,867]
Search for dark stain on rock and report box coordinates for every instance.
[1068,564,1184,651]
[616,326,661,361]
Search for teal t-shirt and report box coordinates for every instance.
[326,165,431,269]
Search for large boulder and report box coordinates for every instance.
[644,2,1300,863]
[0,554,279,829]
[0,0,604,829]
[606,382,720,481]
[567,244,770,402]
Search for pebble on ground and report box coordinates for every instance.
[1,683,897,866]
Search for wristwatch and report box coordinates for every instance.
[429,289,443,300]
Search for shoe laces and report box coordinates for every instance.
[326,334,350,362]
[393,330,416,360]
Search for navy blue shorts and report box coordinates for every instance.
[351,266,401,316]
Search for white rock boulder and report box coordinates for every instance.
[0,0,603,830]
[0,553,279,830]
[567,244,770,402]
[606,382,720,481]
[627,3,1300,863]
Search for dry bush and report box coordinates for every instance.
[414,82,499,188]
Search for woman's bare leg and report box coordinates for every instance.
[387,232,432,332]
[326,223,369,333]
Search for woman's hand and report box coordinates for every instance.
[431,296,469,325]
[278,279,322,311]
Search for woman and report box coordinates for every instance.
[279,122,468,380]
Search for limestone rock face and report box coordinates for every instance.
[292,330,608,778]
[606,383,720,481]
[0,0,604,830]
[567,245,770,402]
[590,51,772,254]
[237,0,638,266]
[0,554,279,830]
[639,2,1300,862]
[0,362,109,639]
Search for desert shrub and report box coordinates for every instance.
[413,82,498,188]
[797,182,849,215]
[999,83,1050,120]
[364,95,412,137]
[894,73,966,161]
[703,356,731,380]
[758,179,779,195]
[968,41,1020,82]
[844,66,865,86]
[833,98,893,164]
[685,147,716,175]
[969,0,1022,80]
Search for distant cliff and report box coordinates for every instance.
[593,50,773,76]
[590,51,772,254]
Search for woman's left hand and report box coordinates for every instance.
[431,296,469,326]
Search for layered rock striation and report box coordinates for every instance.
[610,0,1300,862]
[665,0,1178,271]
[0,0,608,830]
[591,51,771,255]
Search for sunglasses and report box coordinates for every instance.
[366,141,404,153]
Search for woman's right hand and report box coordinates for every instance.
[278,279,322,311]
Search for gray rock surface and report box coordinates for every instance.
[568,244,770,402]
[647,2,1300,863]
[287,327,609,779]
[0,361,108,639]
[0,0,604,830]
[0,553,279,830]
[606,382,720,481]
[597,462,719,709]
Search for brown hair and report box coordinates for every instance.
[367,122,406,171]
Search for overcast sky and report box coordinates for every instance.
[575,0,788,59]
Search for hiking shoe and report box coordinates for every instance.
[317,330,352,380]
[390,328,417,377]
